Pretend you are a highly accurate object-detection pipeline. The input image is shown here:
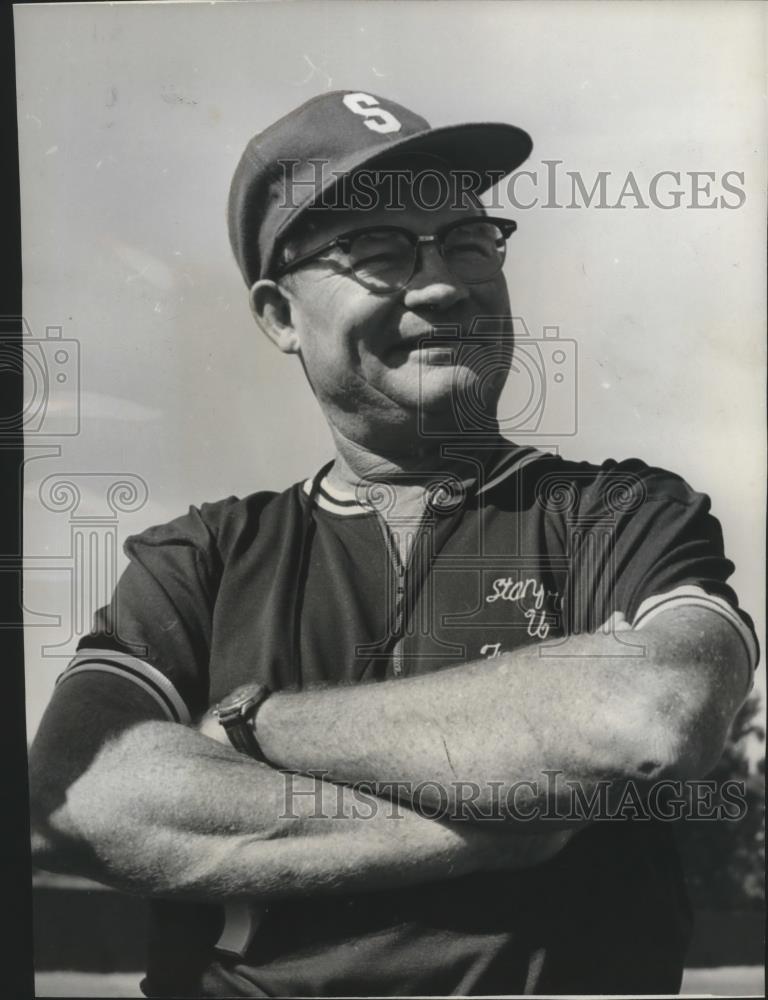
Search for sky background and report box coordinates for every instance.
[15,0,766,754]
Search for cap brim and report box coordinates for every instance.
[267,122,532,276]
[351,121,534,190]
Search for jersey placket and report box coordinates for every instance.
[377,488,470,678]
[379,516,420,678]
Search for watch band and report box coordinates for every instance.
[225,719,263,758]
[214,683,272,761]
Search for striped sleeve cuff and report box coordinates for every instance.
[56,648,192,724]
[632,584,759,676]
[215,901,265,957]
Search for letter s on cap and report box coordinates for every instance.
[342,93,402,135]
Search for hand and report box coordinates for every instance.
[468,824,578,874]
[196,708,230,745]
[503,828,576,869]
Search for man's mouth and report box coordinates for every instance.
[388,340,456,365]
[389,327,462,354]
[390,339,430,354]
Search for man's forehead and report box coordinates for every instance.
[287,164,487,248]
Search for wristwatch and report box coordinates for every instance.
[213,683,272,759]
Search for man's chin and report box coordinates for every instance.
[417,363,505,409]
[397,384,503,439]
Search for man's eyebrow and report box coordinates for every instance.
[277,195,491,264]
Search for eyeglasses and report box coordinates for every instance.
[275,216,517,293]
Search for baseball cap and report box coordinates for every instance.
[227,90,533,287]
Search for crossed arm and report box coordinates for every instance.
[239,606,751,813]
[29,605,749,902]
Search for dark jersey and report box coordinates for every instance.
[62,445,757,997]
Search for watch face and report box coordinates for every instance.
[216,684,262,720]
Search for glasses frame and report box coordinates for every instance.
[274,216,518,293]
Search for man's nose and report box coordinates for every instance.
[402,243,469,311]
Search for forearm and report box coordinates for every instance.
[32,711,551,901]
[256,613,745,818]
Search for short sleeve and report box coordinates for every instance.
[564,459,759,673]
[57,500,237,722]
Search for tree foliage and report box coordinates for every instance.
[674,695,765,910]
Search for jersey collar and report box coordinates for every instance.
[301,445,550,516]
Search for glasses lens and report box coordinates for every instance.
[442,221,507,282]
[348,229,415,291]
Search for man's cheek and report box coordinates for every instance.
[472,287,512,326]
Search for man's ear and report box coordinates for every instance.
[249,280,301,354]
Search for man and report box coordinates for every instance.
[29,91,757,997]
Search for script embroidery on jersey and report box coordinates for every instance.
[484,576,561,639]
